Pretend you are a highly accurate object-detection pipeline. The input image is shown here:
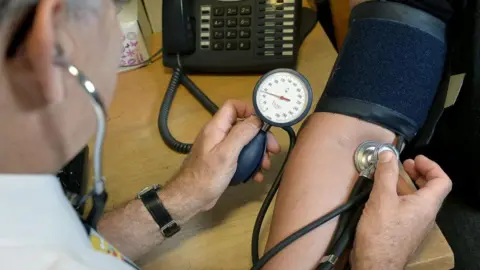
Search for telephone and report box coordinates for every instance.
[162,0,303,73]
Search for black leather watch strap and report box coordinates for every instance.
[138,186,180,237]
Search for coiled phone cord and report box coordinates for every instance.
[158,67,218,153]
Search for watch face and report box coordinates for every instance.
[162,222,181,238]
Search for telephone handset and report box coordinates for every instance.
[162,0,302,73]
[162,0,195,55]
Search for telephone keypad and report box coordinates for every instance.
[213,30,224,39]
[226,18,237,27]
[239,29,251,38]
[213,19,224,28]
[240,6,252,15]
[212,41,225,51]
[213,7,224,16]
[208,4,254,51]
[226,7,238,16]
[239,18,251,27]
[226,30,237,39]
[239,40,251,50]
[226,41,237,50]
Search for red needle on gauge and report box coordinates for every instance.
[260,91,291,102]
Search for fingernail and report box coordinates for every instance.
[379,151,394,163]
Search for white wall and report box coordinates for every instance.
[143,0,163,32]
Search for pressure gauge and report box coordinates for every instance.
[253,69,313,127]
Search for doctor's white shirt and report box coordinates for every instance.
[0,175,136,270]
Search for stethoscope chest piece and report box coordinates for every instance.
[354,141,400,174]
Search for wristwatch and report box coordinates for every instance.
[136,184,181,237]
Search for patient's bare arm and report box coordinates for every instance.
[264,113,395,269]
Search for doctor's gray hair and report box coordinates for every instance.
[0,0,100,25]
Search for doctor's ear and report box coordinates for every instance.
[6,0,69,105]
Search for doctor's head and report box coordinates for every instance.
[0,0,122,173]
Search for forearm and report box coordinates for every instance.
[97,176,201,260]
[265,112,395,269]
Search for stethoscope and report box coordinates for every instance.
[54,58,108,230]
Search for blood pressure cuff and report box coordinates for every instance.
[315,1,447,141]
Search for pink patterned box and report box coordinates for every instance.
[119,21,149,72]
[117,0,153,72]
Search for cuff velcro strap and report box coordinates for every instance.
[317,97,418,140]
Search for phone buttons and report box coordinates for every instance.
[226,30,237,39]
[239,41,251,50]
[213,41,224,51]
[213,19,224,28]
[213,7,224,16]
[226,41,237,50]
[227,18,237,27]
[240,6,252,15]
[200,41,210,49]
[227,7,238,16]
[239,29,251,38]
[201,6,212,15]
[213,30,224,39]
[239,18,251,27]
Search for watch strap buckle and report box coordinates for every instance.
[160,220,181,238]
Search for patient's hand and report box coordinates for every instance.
[351,152,452,270]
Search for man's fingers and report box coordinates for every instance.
[414,155,449,181]
[205,100,255,137]
[199,100,255,151]
[371,151,399,199]
[254,172,264,183]
[403,159,420,181]
[216,115,262,155]
[415,177,428,188]
[266,132,281,154]
[214,100,255,122]
[262,153,272,170]
[413,155,452,202]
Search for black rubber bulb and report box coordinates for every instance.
[230,130,267,186]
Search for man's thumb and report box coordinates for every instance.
[219,116,262,155]
[371,150,399,197]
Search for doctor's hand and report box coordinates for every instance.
[162,100,281,220]
[351,152,452,270]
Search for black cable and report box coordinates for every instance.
[85,191,108,230]
[158,68,193,153]
[327,175,370,252]
[317,205,365,270]
[251,189,371,270]
[317,180,373,270]
[251,126,296,264]
[158,69,219,153]
[181,74,219,114]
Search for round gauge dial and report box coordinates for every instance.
[253,69,313,127]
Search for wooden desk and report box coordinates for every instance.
[104,25,453,269]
